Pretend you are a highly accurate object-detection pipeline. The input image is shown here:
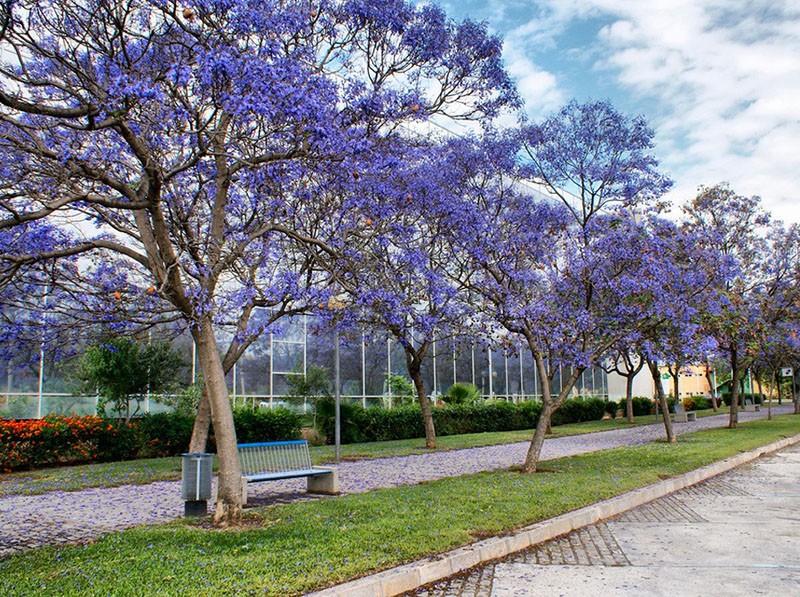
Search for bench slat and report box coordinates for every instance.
[237,439,320,481]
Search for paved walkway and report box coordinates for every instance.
[415,441,800,596]
[0,405,792,557]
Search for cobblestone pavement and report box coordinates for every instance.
[0,405,792,558]
[412,442,800,596]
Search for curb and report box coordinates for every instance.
[308,432,800,597]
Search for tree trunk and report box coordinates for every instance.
[768,370,774,421]
[522,353,583,472]
[670,363,681,404]
[777,374,783,406]
[523,398,552,473]
[189,387,212,453]
[648,359,675,442]
[705,363,718,412]
[192,318,243,527]
[406,346,436,449]
[729,352,740,428]
[625,375,634,423]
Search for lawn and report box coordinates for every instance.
[0,414,797,596]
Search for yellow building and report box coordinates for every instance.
[659,364,712,399]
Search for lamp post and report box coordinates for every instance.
[334,327,341,463]
[327,294,348,464]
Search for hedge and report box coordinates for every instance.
[2,396,624,469]
[0,407,302,472]
[617,396,655,416]
[720,392,764,406]
[318,397,616,445]
[0,415,139,472]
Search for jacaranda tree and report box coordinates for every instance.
[682,183,771,428]
[310,138,481,449]
[450,103,673,472]
[0,0,516,523]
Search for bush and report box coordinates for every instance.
[0,415,139,471]
[604,400,618,418]
[683,396,711,411]
[720,392,765,406]
[233,406,302,444]
[622,396,654,416]
[316,398,371,444]
[442,383,481,406]
[313,399,547,445]
[384,375,416,407]
[550,398,606,426]
[135,412,195,457]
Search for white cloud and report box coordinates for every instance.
[442,1,800,221]
[503,48,565,115]
[582,0,800,221]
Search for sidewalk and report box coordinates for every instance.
[0,405,793,557]
[411,439,800,596]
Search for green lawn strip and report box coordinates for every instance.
[2,416,798,597]
[0,457,184,497]
[0,407,734,496]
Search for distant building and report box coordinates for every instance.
[659,364,712,399]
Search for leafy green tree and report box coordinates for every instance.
[77,337,184,421]
[286,366,331,429]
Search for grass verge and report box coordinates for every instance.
[0,407,735,496]
[1,415,798,596]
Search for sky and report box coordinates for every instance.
[439,0,800,223]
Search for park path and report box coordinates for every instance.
[414,440,800,596]
[0,405,792,556]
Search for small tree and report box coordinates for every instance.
[77,337,184,421]
[602,348,645,423]
[286,366,331,429]
[682,184,771,428]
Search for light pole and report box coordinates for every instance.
[334,327,341,463]
[327,294,348,464]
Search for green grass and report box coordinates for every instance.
[0,457,184,497]
[1,415,798,596]
[0,407,734,496]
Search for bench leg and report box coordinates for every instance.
[308,467,340,495]
[241,477,249,505]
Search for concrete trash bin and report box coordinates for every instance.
[181,453,213,516]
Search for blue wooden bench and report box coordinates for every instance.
[237,440,339,502]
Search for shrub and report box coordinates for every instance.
[604,400,618,418]
[365,405,423,441]
[95,418,141,462]
[0,415,138,471]
[442,383,481,406]
[550,398,606,426]
[313,399,548,445]
[683,396,711,411]
[135,412,195,457]
[233,406,302,444]
[720,392,764,406]
[623,396,653,416]
[384,375,416,408]
[316,398,371,444]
